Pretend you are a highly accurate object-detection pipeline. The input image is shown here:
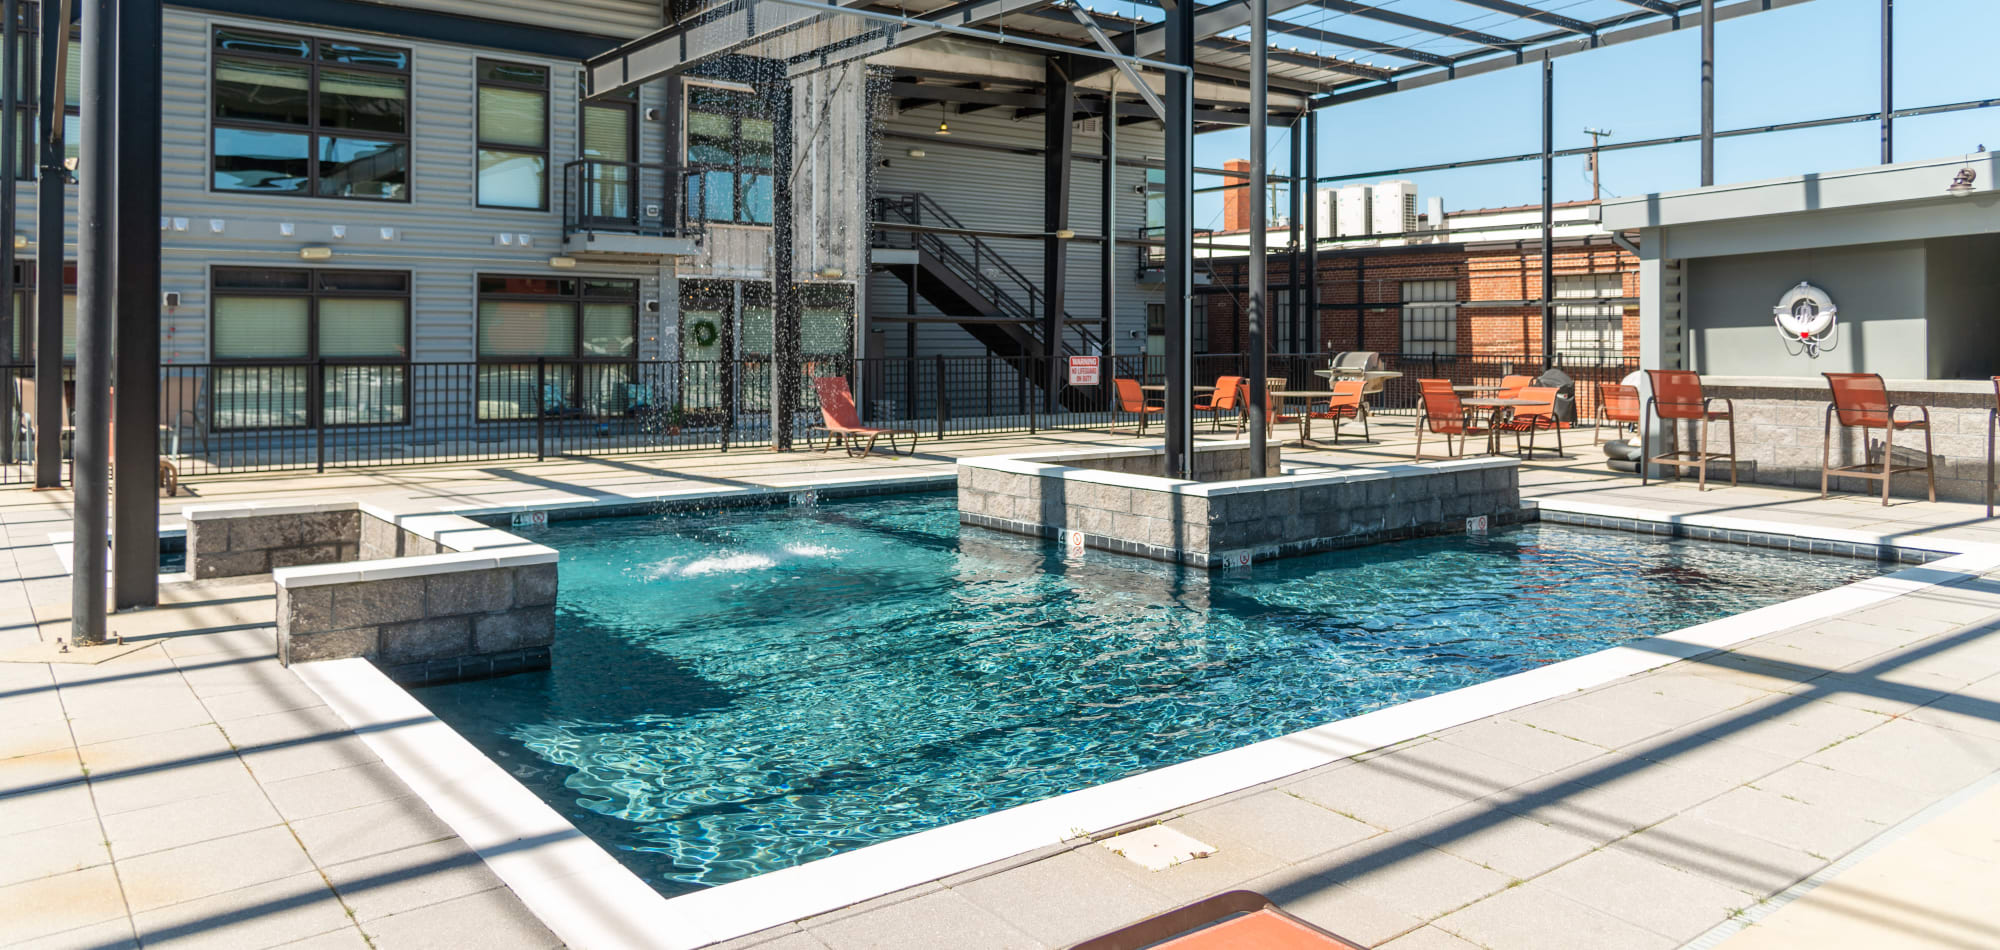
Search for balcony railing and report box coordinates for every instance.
[560,160,706,241]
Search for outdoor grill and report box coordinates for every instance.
[1535,367,1577,423]
[1321,351,1404,396]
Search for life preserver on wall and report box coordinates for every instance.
[1772,281,1838,358]
[688,318,720,349]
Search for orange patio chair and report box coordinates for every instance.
[1497,385,1564,458]
[1596,381,1641,444]
[1414,385,1488,461]
[1642,369,1737,491]
[1193,375,1244,432]
[1497,373,1536,399]
[1309,378,1369,443]
[807,376,916,457]
[1822,372,1934,506]
[1071,890,1366,950]
[1113,377,1164,435]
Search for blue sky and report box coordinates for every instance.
[1177,0,2000,228]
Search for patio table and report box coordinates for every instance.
[1460,396,1543,455]
[1269,390,1331,445]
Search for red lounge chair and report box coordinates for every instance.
[1070,890,1366,950]
[1114,377,1164,434]
[1642,369,1738,491]
[1821,372,1935,506]
[1309,378,1369,442]
[1193,375,1244,432]
[1414,385,1488,461]
[807,376,916,457]
[1596,381,1641,444]
[1497,385,1564,458]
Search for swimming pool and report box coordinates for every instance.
[414,490,1893,896]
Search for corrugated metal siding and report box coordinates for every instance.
[869,106,1162,360]
[132,8,671,364]
[358,0,662,38]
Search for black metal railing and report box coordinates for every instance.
[560,160,706,241]
[0,352,1638,485]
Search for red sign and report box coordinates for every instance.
[1068,356,1101,386]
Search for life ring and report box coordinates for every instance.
[1772,282,1837,356]
[688,318,719,349]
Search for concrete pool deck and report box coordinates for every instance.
[2,420,1998,948]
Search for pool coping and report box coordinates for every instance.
[289,476,2000,950]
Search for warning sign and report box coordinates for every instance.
[1068,356,1101,386]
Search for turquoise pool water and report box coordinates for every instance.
[414,491,1892,896]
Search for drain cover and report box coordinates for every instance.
[1098,825,1217,871]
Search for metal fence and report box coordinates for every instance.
[0,352,1638,485]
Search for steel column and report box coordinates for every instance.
[1162,0,1194,479]
[1700,0,1715,186]
[0,0,18,468]
[1880,0,1892,164]
[1100,74,1115,364]
[32,0,65,490]
[1304,109,1319,352]
[769,81,796,450]
[1041,55,1073,412]
[1246,0,1268,477]
[1288,115,1302,354]
[112,0,161,608]
[72,0,112,642]
[1540,57,1554,366]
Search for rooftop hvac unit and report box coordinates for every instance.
[1314,188,1337,237]
[1372,180,1418,237]
[1335,184,1371,238]
[1426,196,1445,233]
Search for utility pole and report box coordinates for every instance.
[1583,127,1613,202]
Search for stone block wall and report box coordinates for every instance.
[279,560,558,684]
[1687,382,1995,503]
[1063,444,1284,482]
[187,507,361,578]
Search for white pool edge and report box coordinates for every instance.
[291,489,2000,950]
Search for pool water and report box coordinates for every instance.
[414,491,1893,896]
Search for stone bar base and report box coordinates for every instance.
[959,442,1523,568]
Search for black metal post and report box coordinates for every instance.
[1288,114,1302,355]
[1163,0,1194,478]
[770,82,796,449]
[1100,77,1115,366]
[1540,58,1555,367]
[1041,55,1073,413]
[1304,109,1319,353]
[72,0,112,642]
[1880,0,1892,164]
[1247,0,1268,476]
[535,358,546,459]
[111,0,160,609]
[0,0,18,467]
[1700,0,1715,186]
[32,0,63,490]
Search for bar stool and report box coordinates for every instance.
[1821,372,1934,506]
[1641,369,1738,491]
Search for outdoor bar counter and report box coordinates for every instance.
[1668,375,1995,504]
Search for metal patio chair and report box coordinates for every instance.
[1309,378,1369,443]
[1498,385,1564,458]
[1820,372,1935,506]
[1642,369,1738,491]
[1596,381,1641,444]
[1192,375,1244,432]
[1112,377,1164,435]
[1414,385,1488,461]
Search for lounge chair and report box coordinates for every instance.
[1497,385,1564,458]
[1596,381,1640,444]
[1414,385,1488,460]
[1642,369,1737,491]
[1309,378,1369,442]
[1071,890,1365,950]
[1113,377,1163,435]
[1821,372,1934,506]
[807,376,915,457]
[1192,375,1243,432]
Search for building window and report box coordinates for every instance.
[7,260,75,362]
[211,28,410,200]
[476,60,547,209]
[685,84,772,225]
[1191,294,1208,353]
[579,96,637,222]
[1553,273,1625,364]
[476,275,639,419]
[210,267,410,429]
[1400,279,1457,357]
[4,5,81,178]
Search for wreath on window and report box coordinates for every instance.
[688,318,719,349]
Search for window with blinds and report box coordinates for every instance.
[211,27,409,200]
[475,275,639,419]
[477,60,548,210]
[685,84,773,225]
[209,267,409,429]
[6,260,75,362]
[1553,273,1626,365]
[1400,279,1457,357]
[580,102,635,222]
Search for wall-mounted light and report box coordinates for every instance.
[818,266,845,279]
[299,246,333,261]
[906,148,926,158]
[11,233,25,249]
[548,256,578,269]
[1054,229,1076,240]
[1948,166,1977,197]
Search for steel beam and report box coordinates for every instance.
[1100,73,1116,363]
[1263,18,1453,67]
[1288,115,1302,353]
[1880,0,1892,164]
[1066,5,1165,119]
[1449,0,1596,35]
[72,0,111,642]
[1162,0,1193,480]
[112,0,160,608]
[0,0,18,469]
[33,0,66,489]
[1700,0,1714,185]
[1539,57,1554,365]
[1247,0,1267,477]
[1042,55,1073,412]
[1304,108,1318,351]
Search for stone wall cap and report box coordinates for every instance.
[276,545,558,588]
[182,500,359,522]
[1701,375,1995,395]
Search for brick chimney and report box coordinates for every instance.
[1221,159,1252,232]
